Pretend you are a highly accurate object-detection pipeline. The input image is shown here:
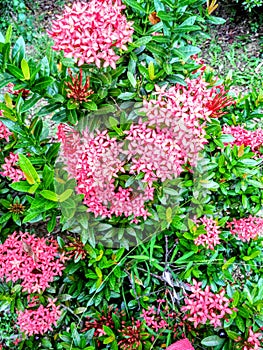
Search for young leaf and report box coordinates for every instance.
[18,154,41,185]
[21,58,30,80]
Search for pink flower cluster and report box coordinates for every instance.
[240,327,262,350]
[58,73,232,222]
[0,231,65,293]
[17,298,61,336]
[58,125,153,222]
[181,279,233,328]
[226,215,263,242]
[193,216,221,250]
[47,0,134,68]
[0,152,25,182]
[0,112,12,142]
[222,125,263,156]
[141,300,170,332]
[166,339,195,350]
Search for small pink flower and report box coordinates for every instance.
[0,112,12,141]
[241,327,262,350]
[193,216,221,250]
[166,338,195,350]
[182,280,233,328]
[47,0,134,68]
[227,215,263,242]
[0,231,65,294]
[222,125,263,156]
[0,152,25,182]
[17,298,61,336]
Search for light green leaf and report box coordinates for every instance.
[18,154,40,185]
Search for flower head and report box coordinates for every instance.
[193,216,221,250]
[47,0,134,68]
[166,338,195,350]
[17,298,61,336]
[65,68,94,102]
[222,125,263,156]
[182,280,233,328]
[0,152,25,182]
[0,231,65,294]
[226,215,263,242]
[236,327,263,350]
[0,119,12,142]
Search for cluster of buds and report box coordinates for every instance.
[7,83,31,99]
[65,69,94,102]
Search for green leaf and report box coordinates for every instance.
[132,36,152,47]
[6,64,24,80]
[201,336,225,347]
[0,118,27,136]
[175,251,195,264]
[22,212,42,223]
[127,71,136,88]
[21,94,42,113]
[222,257,236,270]
[38,103,61,117]
[32,76,54,91]
[208,16,226,25]
[18,154,40,185]
[5,25,12,43]
[173,25,201,33]
[239,159,259,167]
[0,212,12,224]
[243,250,260,261]
[146,43,166,57]
[21,58,30,80]
[118,92,136,100]
[61,198,76,219]
[9,181,31,192]
[40,190,58,202]
[157,11,175,21]
[12,36,25,65]
[58,189,73,202]
[82,101,97,111]
[148,61,155,80]
[236,316,245,332]
[123,0,146,13]
[232,290,240,307]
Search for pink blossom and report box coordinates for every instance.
[58,125,154,222]
[0,111,12,141]
[222,125,263,156]
[0,152,25,182]
[241,327,262,350]
[58,70,232,222]
[182,280,233,328]
[166,338,195,350]
[193,216,221,250]
[17,298,61,336]
[226,215,263,242]
[0,231,65,294]
[47,0,134,68]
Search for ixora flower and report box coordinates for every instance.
[17,298,61,336]
[58,72,233,223]
[222,125,263,156]
[47,0,134,68]
[0,121,12,142]
[0,111,12,142]
[226,215,263,242]
[0,231,65,294]
[166,338,195,350]
[0,152,25,182]
[242,327,262,350]
[182,280,233,328]
[193,216,221,250]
